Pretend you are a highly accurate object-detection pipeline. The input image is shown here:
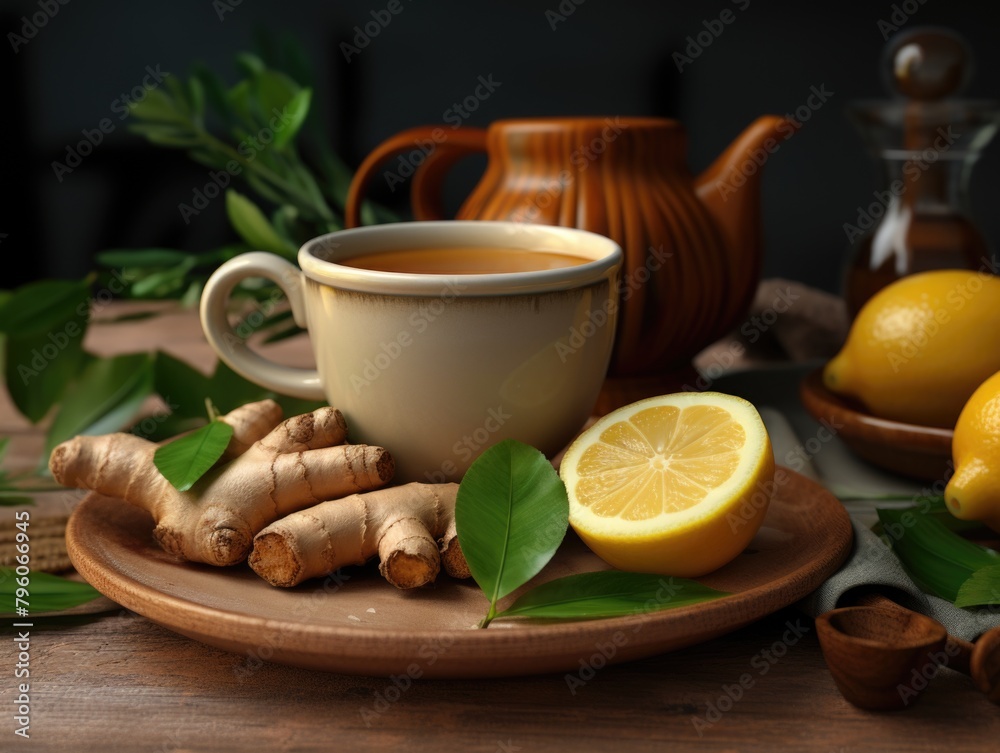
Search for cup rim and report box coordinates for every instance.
[298,221,623,295]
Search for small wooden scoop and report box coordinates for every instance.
[853,593,1000,703]
[817,592,1000,709]
[815,603,946,710]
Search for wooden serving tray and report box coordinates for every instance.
[66,467,852,678]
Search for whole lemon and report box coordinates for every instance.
[946,370,1000,532]
[824,270,1000,428]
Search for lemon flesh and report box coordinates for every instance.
[560,393,775,577]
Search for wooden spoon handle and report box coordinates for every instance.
[850,591,974,676]
[970,627,1000,703]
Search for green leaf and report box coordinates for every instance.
[163,76,193,118]
[261,322,305,345]
[271,88,310,149]
[278,33,316,89]
[1,279,90,423]
[361,200,399,226]
[956,564,1000,609]
[130,125,202,148]
[188,148,233,171]
[153,420,234,491]
[225,190,296,257]
[180,279,204,308]
[235,307,293,337]
[227,80,255,127]
[244,171,291,208]
[270,205,300,246]
[0,278,90,336]
[0,494,33,507]
[130,258,197,298]
[128,87,188,125]
[44,353,156,463]
[0,569,100,613]
[494,571,730,622]
[456,439,569,627]
[95,248,192,269]
[235,52,266,77]
[206,360,279,413]
[250,70,299,125]
[153,350,213,419]
[192,63,233,123]
[5,335,87,424]
[187,76,206,121]
[877,507,1000,602]
[317,148,356,208]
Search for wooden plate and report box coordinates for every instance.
[799,368,953,481]
[66,468,851,678]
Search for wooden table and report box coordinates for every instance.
[1,303,997,752]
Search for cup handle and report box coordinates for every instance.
[344,126,488,228]
[199,252,325,401]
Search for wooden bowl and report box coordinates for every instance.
[799,368,953,481]
[816,606,948,710]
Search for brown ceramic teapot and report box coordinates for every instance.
[346,116,789,376]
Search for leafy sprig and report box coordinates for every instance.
[877,503,1000,608]
[153,400,233,492]
[456,439,729,628]
[0,569,101,614]
[99,43,395,309]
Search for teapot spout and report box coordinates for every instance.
[694,115,791,261]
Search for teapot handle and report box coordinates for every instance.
[345,126,488,228]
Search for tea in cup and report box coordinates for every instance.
[200,221,622,481]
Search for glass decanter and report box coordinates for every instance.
[844,28,1000,317]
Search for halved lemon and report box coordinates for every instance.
[560,392,775,577]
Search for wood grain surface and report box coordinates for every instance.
[1,303,998,752]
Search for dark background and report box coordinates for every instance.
[2,0,1000,292]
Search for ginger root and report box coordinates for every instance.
[249,482,471,589]
[50,400,394,567]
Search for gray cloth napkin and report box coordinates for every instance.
[800,519,1000,641]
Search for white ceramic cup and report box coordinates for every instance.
[200,221,622,482]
